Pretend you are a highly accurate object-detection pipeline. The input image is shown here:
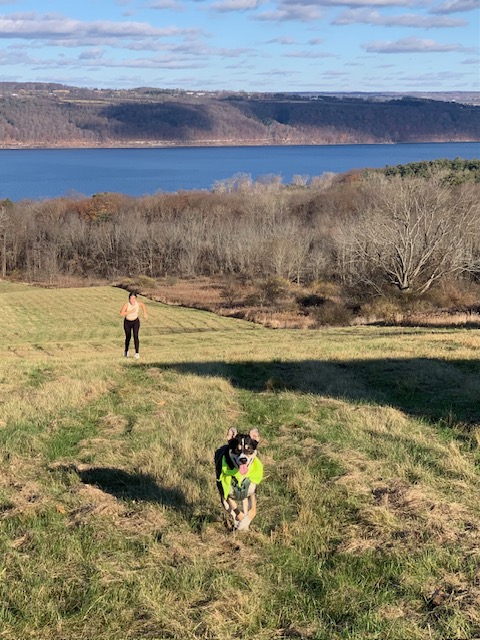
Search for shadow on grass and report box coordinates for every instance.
[51,464,220,530]
[141,357,480,428]
[75,466,188,509]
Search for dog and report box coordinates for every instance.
[214,427,263,531]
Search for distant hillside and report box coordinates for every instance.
[0,83,479,148]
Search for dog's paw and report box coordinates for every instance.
[236,515,251,531]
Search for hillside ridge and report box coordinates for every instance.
[0,83,479,148]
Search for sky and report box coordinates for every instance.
[0,0,478,92]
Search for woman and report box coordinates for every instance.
[120,292,148,359]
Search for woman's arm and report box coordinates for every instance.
[139,301,148,319]
[120,303,129,317]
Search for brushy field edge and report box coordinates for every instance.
[0,282,479,640]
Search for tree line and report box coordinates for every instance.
[1,161,479,306]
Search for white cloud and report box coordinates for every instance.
[283,0,426,7]
[322,69,349,76]
[211,0,261,10]
[431,0,479,13]
[363,36,468,52]
[0,34,252,68]
[255,0,426,20]
[32,54,207,70]
[397,70,468,82]
[255,3,322,21]
[265,36,298,44]
[334,8,466,26]
[285,49,336,57]
[166,40,253,55]
[147,0,186,10]
[0,12,198,40]
[255,67,297,75]
[78,48,105,60]
[225,61,255,67]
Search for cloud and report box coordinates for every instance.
[103,37,253,58]
[78,48,105,60]
[0,34,253,68]
[431,0,479,13]
[255,3,322,21]
[0,47,36,64]
[91,56,207,70]
[255,0,427,20]
[161,38,254,56]
[334,8,466,26]
[255,68,297,75]
[210,0,261,10]
[0,12,198,40]
[322,70,349,76]
[31,53,207,70]
[264,36,298,44]
[283,0,426,7]
[225,62,255,67]
[146,0,185,10]
[285,49,336,57]
[396,70,468,83]
[363,36,468,52]
[44,32,206,50]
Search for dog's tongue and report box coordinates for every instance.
[239,464,249,476]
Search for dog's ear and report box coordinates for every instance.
[249,428,260,442]
[227,427,238,440]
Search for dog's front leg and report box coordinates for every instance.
[236,512,251,530]
[236,494,256,531]
[235,482,258,531]
[236,498,250,530]
[222,497,245,528]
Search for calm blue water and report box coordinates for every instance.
[0,142,478,201]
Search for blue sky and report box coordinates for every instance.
[0,0,478,91]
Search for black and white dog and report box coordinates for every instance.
[215,427,264,531]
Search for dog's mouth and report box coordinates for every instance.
[230,447,257,476]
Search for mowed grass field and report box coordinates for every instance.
[0,281,479,640]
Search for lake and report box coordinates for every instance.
[0,142,479,201]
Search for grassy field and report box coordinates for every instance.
[0,281,479,640]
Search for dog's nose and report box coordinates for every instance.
[239,456,248,464]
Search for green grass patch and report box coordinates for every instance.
[0,282,478,639]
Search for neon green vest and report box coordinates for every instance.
[219,456,264,500]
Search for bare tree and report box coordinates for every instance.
[338,175,480,295]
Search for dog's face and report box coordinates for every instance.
[227,427,260,476]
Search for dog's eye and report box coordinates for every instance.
[244,445,251,452]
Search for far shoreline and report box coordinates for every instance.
[1,138,480,151]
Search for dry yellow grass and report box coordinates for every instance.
[0,282,479,640]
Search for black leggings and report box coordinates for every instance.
[124,318,140,354]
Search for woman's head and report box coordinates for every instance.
[128,292,137,302]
